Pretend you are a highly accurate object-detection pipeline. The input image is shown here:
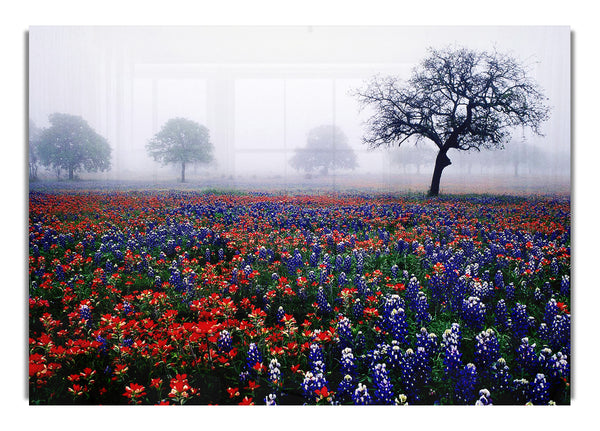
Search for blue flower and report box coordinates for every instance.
[455,363,478,405]
[371,363,395,405]
[352,383,372,405]
[528,374,550,405]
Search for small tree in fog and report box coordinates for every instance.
[146,118,214,183]
[29,119,42,181]
[289,124,358,175]
[354,46,550,196]
[36,113,112,180]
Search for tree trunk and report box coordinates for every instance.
[181,162,186,183]
[428,150,451,196]
[68,166,74,180]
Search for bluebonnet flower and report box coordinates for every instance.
[391,264,399,279]
[510,303,530,340]
[339,347,356,376]
[316,286,332,315]
[505,282,516,302]
[355,330,366,354]
[365,343,389,369]
[264,393,277,405]
[511,378,530,404]
[494,299,509,332]
[462,296,486,332]
[470,280,494,302]
[356,252,364,274]
[544,298,560,327]
[399,349,418,401]
[416,327,438,356]
[268,358,282,386]
[319,269,328,285]
[217,330,232,353]
[547,351,570,384]
[560,274,570,296]
[352,298,364,321]
[406,275,420,307]
[308,343,325,373]
[490,358,512,396]
[385,307,409,344]
[343,255,352,274]
[533,287,544,303]
[475,389,493,405]
[371,363,395,404]
[473,329,500,374]
[301,371,329,404]
[309,252,318,267]
[550,313,570,354]
[355,275,368,296]
[79,304,92,322]
[122,301,133,316]
[444,344,463,381]
[414,346,432,388]
[245,342,263,373]
[550,257,559,275]
[96,335,108,354]
[337,317,353,350]
[442,323,462,350]
[352,383,372,405]
[516,337,539,375]
[537,322,550,345]
[276,306,285,323]
[528,374,550,405]
[450,276,468,312]
[387,341,403,371]
[415,291,431,327]
[494,270,504,290]
[428,269,447,306]
[337,374,354,402]
[455,363,478,405]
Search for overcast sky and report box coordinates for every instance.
[28,26,570,181]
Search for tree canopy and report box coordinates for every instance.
[35,113,112,180]
[354,46,550,195]
[289,124,358,175]
[29,119,42,180]
[146,118,214,183]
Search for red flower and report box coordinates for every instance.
[123,383,146,403]
[245,380,260,391]
[227,387,240,398]
[238,396,254,405]
[314,386,333,401]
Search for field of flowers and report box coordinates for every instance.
[28,190,570,405]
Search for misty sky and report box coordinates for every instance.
[28,26,570,182]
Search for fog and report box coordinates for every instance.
[28,26,570,193]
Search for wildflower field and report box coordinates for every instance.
[28,190,571,405]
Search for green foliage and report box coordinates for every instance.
[36,113,112,180]
[29,119,43,180]
[146,118,214,182]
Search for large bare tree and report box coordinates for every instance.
[354,46,550,196]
